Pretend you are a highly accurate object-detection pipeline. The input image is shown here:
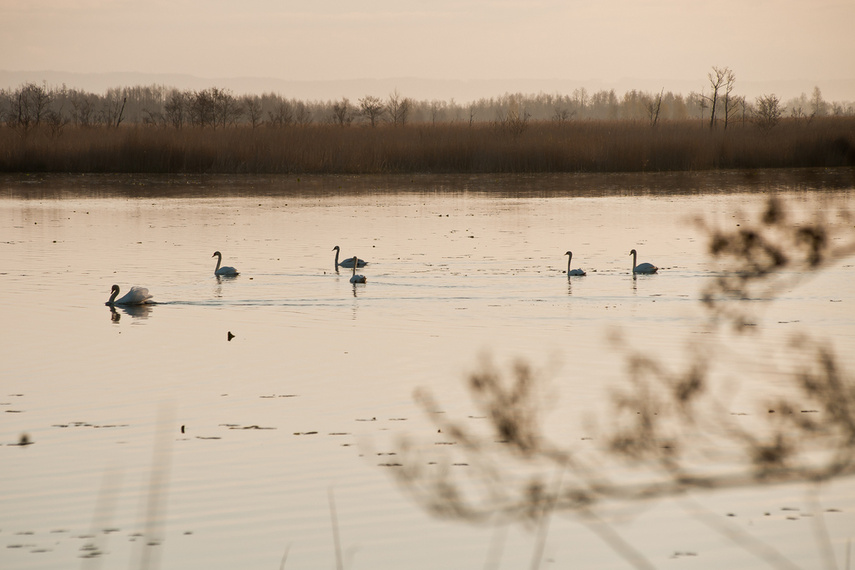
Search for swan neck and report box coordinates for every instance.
[214,253,222,272]
[566,253,572,272]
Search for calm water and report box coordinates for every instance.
[2,171,854,570]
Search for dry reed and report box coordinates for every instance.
[1,118,853,174]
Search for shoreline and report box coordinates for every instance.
[2,167,854,199]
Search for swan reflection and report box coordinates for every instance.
[109,303,155,321]
[215,273,239,284]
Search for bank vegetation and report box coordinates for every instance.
[2,75,854,174]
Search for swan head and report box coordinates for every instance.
[630,249,637,256]
[212,251,222,258]
[106,284,120,306]
[565,251,572,256]
[332,246,340,252]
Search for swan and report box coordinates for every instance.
[630,249,658,274]
[106,285,153,306]
[212,251,239,276]
[565,251,586,276]
[349,258,367,284]
[333,246,367,268]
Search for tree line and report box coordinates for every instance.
[2,67,853,136]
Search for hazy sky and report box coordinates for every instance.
[3,0,854,98]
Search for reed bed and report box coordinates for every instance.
[1,118,853,174]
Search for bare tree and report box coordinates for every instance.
[399,98,412,126]
[358,95,385,127]
[164,90,187,129]
[387,89,403,126]
[572,87,589,117]
[429,100,446,125]
[496,95,530,138]
[188,89,216,128]
[790,94,809,122]
[704,66,732,130]
[99,89,127,128]
[267,99,294,128]
[721,69,737,129]
[811,86,828,118]
[5,82,52,133]
[45,107,69,137]
[243,95,263,129]
[754,94,783,131]
[330,98,353,126]
[211,87,241,128]
[294,101,313,126]
[733,95,748,127]
[387,89,412,127]
[70,94,95,128]
[552,106,573,125]
[645,88,664,127]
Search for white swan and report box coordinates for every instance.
[106,285,153,306]
[565,251,586,276]
[630,248,658,274]
[212,251,239,276]
[350,258,367,284]
[333,246,367,268]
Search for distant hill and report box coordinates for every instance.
[2,70,853,103]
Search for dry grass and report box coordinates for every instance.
[2,118,853,174]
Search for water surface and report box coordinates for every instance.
[2,171,854,570]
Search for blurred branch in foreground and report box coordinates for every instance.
[391,197,855,569]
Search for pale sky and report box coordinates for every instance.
[3,0,854,100]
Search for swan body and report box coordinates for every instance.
[333,246,367,268]
[630,249,658,274]
[106,285,153,306]
[350,258,367,284]
[565,251,586,276]
[212,251,239,276]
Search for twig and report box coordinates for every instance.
[577,508,656,570]
[679,495,802,570]
[807,486,838,570]
[278,544,291,570]
[530,468,564,570]
[329,487,344,570]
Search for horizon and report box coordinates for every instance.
[3,1,854,104]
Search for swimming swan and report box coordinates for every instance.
[106,285,153,306]
[333,246,367,268]
[350,258,367,283]
[565,251,586,276]
[212,251,239,276]
[630,249,658,274]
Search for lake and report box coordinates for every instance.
[2,170,854,570]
